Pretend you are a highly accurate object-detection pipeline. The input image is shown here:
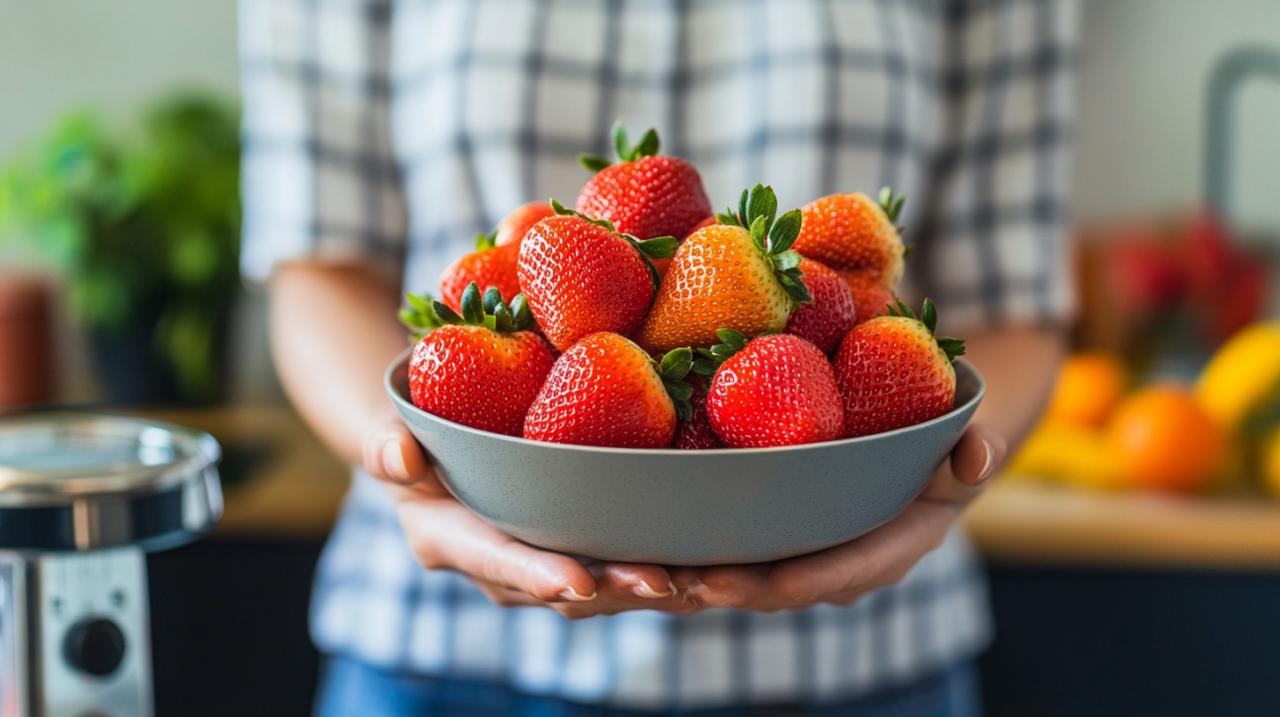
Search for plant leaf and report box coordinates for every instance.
[633,235,677,259]
[921,297,938,334]
[475,229,497,250]
[767,209,802,253]
[460,283,485,324]
[612,121,630,162]
[633,128,660,159]
[482,285,504,314]
[578,154,611,172]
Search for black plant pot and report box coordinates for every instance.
[88,299,231,406]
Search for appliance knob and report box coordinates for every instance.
[63,617,126,677]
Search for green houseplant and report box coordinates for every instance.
[0,91,241,404]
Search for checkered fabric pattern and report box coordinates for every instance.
[241,0,1077,708]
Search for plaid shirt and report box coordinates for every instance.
[241,0,1076,708]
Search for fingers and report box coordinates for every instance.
[916,425,1006,505]
[596,563,677,600]
[767,500,954,603]
[397,497,598,602]
[362,422,437,489]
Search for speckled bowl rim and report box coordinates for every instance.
[386,347,985,456]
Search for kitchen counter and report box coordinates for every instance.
[137,405,1280,569]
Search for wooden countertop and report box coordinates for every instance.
[965,480,1280,570]
[133,405,1280,568]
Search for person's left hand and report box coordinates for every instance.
[667,425,1007,611]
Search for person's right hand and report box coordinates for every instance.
[363,421,695,619]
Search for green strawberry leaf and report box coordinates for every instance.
[659,347,693,382]
[612,122,631,162]
[691,358,718,377]
[550,197,617,232]
[632,128,660,159]
[937,337,966,363]
[482,286,504,315]
[717,208,740,226]
[921,297,938,334]
[632,235,677,259]
[767,209,802,254]
[747,184,778,230]
[492,302,514,333]
[399,291,445,340]
[475,229,497,251]
[775,268,812,304]
[460,283,485,324]
[509,293,534,331]
[748,215,768,251]
[716,328,748,352]
[578,154,611,172]
[877,185,907,223]
[773,249,803,272]
[431,300,464,325]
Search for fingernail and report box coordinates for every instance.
[686,579,733,606]
[382,439,409,482]
[632,580,676,599]
[558,587,596,602]
[977,439,995,483]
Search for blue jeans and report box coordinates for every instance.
[314,656,982,717]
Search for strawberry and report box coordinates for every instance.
[792,187,907,288]
[517,202,675,352]
[693,330,843,448]
[834,298,965,437]
[439,230,521,312]
[838,269,896,326]
[523,333,694,448]
[399,283,556,437]
[673,375,722,450]
[784,258,858,354]
[639,184,811,353]
[576,123,712,242]
[495,201,556,248]
[655,215,717,280]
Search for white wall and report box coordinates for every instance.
[1073,0,1280,233]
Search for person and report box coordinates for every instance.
[240,0,1073,714]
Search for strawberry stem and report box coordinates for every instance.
[877,186,907,223]
[474,229,497,251]
[657,347,695,420]
[720,185,811,305]
[886,296,966,363]
[401,282,536,338]
[577,121,661,172]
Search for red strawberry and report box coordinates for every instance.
[834,298,964,437]
[576,123,712,241]
[400,284,555,436]
[495,201,556,248]
[439,230,521,312]
[524,333,694,448]
[838,269,895,325]
[793,188,906,287]
[639,185,812,353]
[517,203,675,351]
[784,258,857,353]
[695,330,844,448]
[673,375,721,450]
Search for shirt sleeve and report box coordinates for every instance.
[238,0,407,283]
[909,0,1079,332]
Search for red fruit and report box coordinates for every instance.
[640,185,812,353]
[439,231,521,312]
[838,269,895,325]
[403,284,555,437]
[655,215,717,279]
[524,333,693,448]
[699,331,844,448]
[834,298,964,437]
[517,205,675,351]
[784,258,857,353]
[792,188,906,287]
[495,201,556,248]
[673,375,721,450]
[576,124,712,242]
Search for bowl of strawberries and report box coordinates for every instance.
[387,125,983,566]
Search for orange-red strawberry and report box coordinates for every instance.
[517,203,675,351]
[784,258,857,354]
[495,201,556,248]
[793,188,907,288]
[838,269,896,325]
[401,284,555,437]
[694,330,843,448]
[655,215,717,279]
[672,374,721,450]
[439,230,521,312]
[524,333,694,448]
[576,123,712,241]
[834,298,965,437]
[639,184,811,353]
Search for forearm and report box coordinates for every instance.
[268,261,407,464]
[963,325,1066,451]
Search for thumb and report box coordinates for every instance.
[363,422,434,486]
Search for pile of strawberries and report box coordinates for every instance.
[402,125,965,449]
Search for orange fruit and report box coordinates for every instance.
[1106,385,1224,492]
[1046,352,1127,427]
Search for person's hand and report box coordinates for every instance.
[667,425,1007,611]
[362,421,699,619]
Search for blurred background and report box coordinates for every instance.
[1,1,1279,715]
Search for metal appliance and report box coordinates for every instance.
[0,414,222,716]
